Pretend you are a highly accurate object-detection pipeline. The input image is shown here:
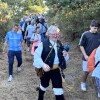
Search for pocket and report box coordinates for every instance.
[35,68,44,78]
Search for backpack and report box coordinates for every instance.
[88,48,100,73]
[88,49,97,73]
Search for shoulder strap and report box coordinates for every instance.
[44,42,55,62]
[94,61,100,68]
[41,23,47,31]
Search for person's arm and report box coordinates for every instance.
[33,42,50,72]
[21,40,26,51]
[63,51,69,61]
[2,41,8,54]
[80,46,88,61]
[19,33,26,51]
[79,32,88,60]
[2,32,9,54]
[33,43,45,68]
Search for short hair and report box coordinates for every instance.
[47,25,60,35]
[90,20,100,27]
[36,26,40,30]
[13,23,19,27]
[31,19,36,23]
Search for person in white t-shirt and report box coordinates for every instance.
[30,26,41,55]
[24,20,36,51]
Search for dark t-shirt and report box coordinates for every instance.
[79,31,100,60]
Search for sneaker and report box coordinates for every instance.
[8,75,13,82]
[81,82,86,91]
[17,67,22,72]
[98,92,100,98]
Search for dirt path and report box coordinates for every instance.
[0,44,99,100]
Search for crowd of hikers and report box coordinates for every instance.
[1,13,100,100]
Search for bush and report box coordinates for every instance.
[47,0,100,41]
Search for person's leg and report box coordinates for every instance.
[51,69,65,100]
[8,50,14,81]
[38,72,50,100]
[95,77,100,98]
[82,72,89,82]
[81,60,89,91]
[55,95,65,100]
[38,84,46,100]
[26,38,31,51]
[15,51,22,72]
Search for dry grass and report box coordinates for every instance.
[0,42,99,100]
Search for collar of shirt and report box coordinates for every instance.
[50,40,59,64]
[50,40,57,46]
[11,30,17,34]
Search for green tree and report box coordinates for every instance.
[0,0,47,44]
[46,0,100,41]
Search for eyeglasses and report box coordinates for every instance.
[93,27,98,29]
[49,32,60,36]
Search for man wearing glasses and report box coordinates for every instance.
[33,25,69,100]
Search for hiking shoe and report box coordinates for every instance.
[81,82,86,91]
[17,67,22,72]
[8,75,13,82]
[98,93,100,98]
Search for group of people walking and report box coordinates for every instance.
[2,16,100,99]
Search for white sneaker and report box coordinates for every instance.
[98,92,100,98]
[8,75,13,82]
[17,67,22,72]
[81,82,86,91]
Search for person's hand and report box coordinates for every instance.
[42,64,50,72]
[62,50,68,57]
[84,55,88,61]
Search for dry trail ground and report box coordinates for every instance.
[0,42,99,100]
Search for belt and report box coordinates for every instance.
[51,64,59,70]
